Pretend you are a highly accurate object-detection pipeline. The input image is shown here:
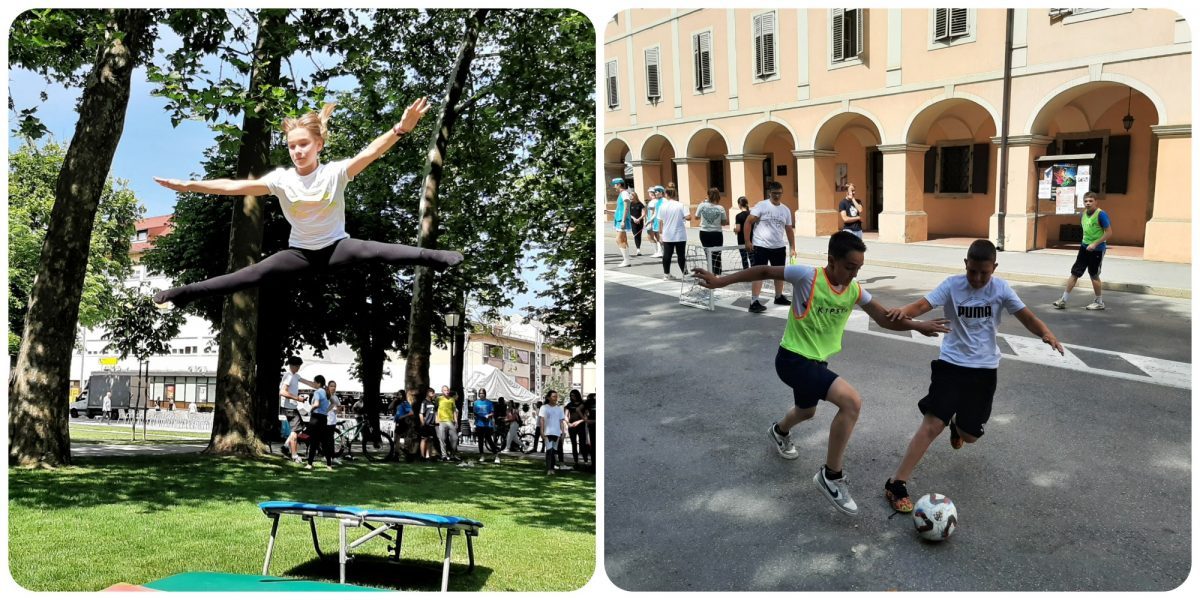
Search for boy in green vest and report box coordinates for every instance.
[881,240,1063,512]
[692,232,950,516]
[1052,191,1112,310]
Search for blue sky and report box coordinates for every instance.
[6,18,553,314]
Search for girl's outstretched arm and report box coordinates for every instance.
[346,96,431,179]
[154,177,269,196]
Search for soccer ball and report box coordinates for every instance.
[912,493,958,541]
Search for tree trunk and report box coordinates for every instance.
[254,283,290,444]
[404,9,488,401]
[8,10,153,468]
[206,9,286,456]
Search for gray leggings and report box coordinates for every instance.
[155,237,450,307]
[437,422,459,457]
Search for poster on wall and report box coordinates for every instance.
[835,163,848,192]
[1038,167,1052,199]
[1075,165,1091,207]
[1052,164,1077,191]
[1056,187,1076,215]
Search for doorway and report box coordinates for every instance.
[868,149,883,231]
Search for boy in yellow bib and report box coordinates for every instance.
[693,232,950,515]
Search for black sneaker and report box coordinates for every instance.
[773,295,791,306]
[884,478,914,512]
[749,300,767,313]
[948,417,963,450]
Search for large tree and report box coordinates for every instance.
[8,9,158,467]
[7,141,142,358]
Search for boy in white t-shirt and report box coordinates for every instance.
[538,390,570,476]
[882,240,1063,512]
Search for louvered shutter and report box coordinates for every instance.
[693,33,712,90]
[753,14,765,76]
[832,9,845,62]
[761,12,776,76]
[645,48,661,100]
[934,9,949,41]
[606,60,619,108]
[949,9,969,36]
[855,9,864,57]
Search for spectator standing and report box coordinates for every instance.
[538,390,569,476]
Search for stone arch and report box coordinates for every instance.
[811,107,886,150]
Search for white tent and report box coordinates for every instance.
[464,364,538,405]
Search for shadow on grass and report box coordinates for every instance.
[9,454,595,536]
[281,555,493,591]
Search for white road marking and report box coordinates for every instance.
[605,270,1191,390]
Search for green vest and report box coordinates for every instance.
[1082,209,1105,245]
[780,268,861,362]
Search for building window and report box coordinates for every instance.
[692,31,713,91]
[708,159,725,194]
[605,60,620,109]
[1045,134,1132,195]
[752,11,777,79]
[932,9,970,43]
[131,229,148,243]
[644,47,661,102]
[924,142,990,196]
[831,9,864,64]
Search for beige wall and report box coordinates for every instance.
[605,8,1190,261]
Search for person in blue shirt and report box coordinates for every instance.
[305,375,336,469]
[882,240,1063,512]
[472,389,502,464]
[1053,192,1113,311]
[391,391,417,457]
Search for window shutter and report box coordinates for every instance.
[753,14,764,76]
[924,147,938,193]
[832,9,845,62]
[972,143,990,194]
[949,9,969,36]
[1106,134,1131,194]
[855,9,864,57]
[934,8,949,40]
[645,48,661,100]
[694,32,712,90]
[606,60,619,108]
[762,12,776,76]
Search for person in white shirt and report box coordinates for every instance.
[743,181,796,314]
[538,390,570,476]
[151,97,462,310]
[656,186,692,279]
[279,356,319,462]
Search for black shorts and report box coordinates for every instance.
[775,346,840,409]
[917,359,997,438]
[419,424,437,438]
[752,246,787,267]
[1069,245,1105,279]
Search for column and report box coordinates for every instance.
[1144,125,1190,263]
[726,153,766,212]
[793,149,841,237]
[630,160,663,194]
[877,143,930,244]
[987,135,1051,252]
[673,157,710,228]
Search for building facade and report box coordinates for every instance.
[604,8,1190,262]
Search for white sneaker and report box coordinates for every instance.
[1051,299,1067,309]
[1085,300,1106,311]
[619,260,630,268]
[494,457,501,464]
[768,423,799,460]
[661,273,674,280]
[652,251,663,258]
[813,468,858,515]
[635,249,642,256]
[291,455,302,463]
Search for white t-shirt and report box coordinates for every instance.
[279,371,301,409]
[326,394,341,426]
[657,199,688,243]
[926,274,1026,369]
[750,200,793,249]
[784,264,872,317]
[260,159,354,250]
[539,404,567,437]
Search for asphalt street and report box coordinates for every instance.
[602,256,1191,591]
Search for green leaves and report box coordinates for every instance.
[100,286,185,361]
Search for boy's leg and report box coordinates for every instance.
[821,378,862,473]
[893,414,947,482]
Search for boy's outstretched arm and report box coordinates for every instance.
[693,265,785,289]
[885,298,934,322]
[861,300,950,336]
[1014,308,1064,354]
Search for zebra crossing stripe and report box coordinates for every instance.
[605,270,1191,391]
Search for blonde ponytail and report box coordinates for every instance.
[282,102,337,141]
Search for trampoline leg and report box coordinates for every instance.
[339,519,348,584]
[441,530,455,592]
[262,515,280,576]
[466,532,476,573]
[394,525,404,561]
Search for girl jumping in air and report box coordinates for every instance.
[152,97,463,309]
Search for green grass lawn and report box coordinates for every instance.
[69,423,211,444]
[9,452,595,591]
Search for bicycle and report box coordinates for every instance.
[333,417,394,462]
